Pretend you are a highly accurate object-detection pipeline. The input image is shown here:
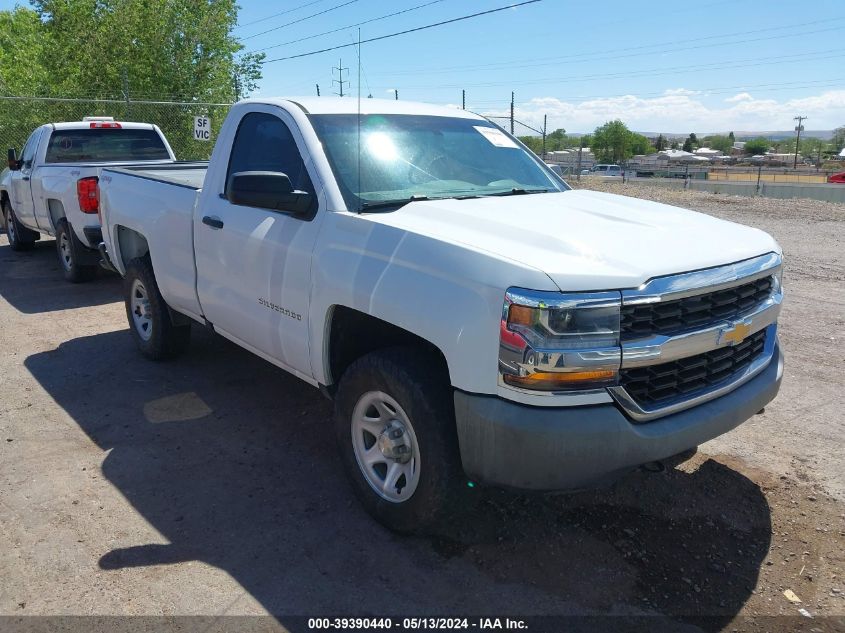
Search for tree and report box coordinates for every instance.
[591,120,648,163]
[629,132,652,156]
[703,134,733,154]
[728,131,735,142]
[30,0,262,102]
[655,134,666,151]
[832,126,845,152]
[682,133,698,153]
[744,138,770,155]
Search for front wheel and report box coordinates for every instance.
[334,347,462,533]
[55,220,97,282]
[123,257,191,360]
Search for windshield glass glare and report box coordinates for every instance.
[309,114,567,210]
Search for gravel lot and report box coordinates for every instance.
[0,184,843,632]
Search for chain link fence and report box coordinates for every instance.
[0,96,233,161]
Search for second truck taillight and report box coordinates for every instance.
[77,176,99,214]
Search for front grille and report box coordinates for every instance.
[621,276,773,341]
[619,329,767,409]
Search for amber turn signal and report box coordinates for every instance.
[507,304,535,327]
[503,369,616,391]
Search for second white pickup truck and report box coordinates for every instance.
[1,117,177,281]
[98,98,784,532]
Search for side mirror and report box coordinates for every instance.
[7,148,19,171]
[226,171,313,216]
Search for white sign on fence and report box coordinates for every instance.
[193,116,211,141]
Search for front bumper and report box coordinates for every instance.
[454,341,783,491]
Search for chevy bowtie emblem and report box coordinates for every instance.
[720,320,752,346]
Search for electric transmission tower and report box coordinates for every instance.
[332,59,349,97]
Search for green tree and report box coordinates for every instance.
[832,126,845,152]
[30,0,263,101]
[744,138,770,155]
[703,135,734,153]
[655,134,666,151]
[728,131,735,142]
[682,137,693,153]
[629,132,652,156]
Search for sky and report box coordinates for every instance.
[3,0,844,135]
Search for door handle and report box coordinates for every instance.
[22,176,30,181]
[202,216,224,229]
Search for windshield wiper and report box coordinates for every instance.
[486,188,549,197]
[359,195,432,213]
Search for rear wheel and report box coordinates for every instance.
[334,347,462,534]
[124,257,191,360]
[55,220,97,282]
[3,202,36,251]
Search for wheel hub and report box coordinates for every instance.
[377,420,413,464]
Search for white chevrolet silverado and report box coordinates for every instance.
[98,98,784,532]
[1,117,177,281]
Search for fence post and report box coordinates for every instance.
[121,68,130,118]
[576,146,583,181]
[756,165,762,195]
[684,164,690,190]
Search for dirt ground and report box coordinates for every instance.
[1,183,843,632]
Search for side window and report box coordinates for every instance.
[20,129,41,169]
[225,112,313,195]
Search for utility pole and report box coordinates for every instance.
[332,59,349,97]
[394,89,398,100]
[316,84,321,97]
[542,114,547,161]
[510,91,514,135]
[462,89,466,110]
[793,115,807,169]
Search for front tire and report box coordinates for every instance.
[124,257,191,360]
[334,347,462,533]
[55,220,97,283]
[3,202,37,251]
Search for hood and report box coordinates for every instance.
[365,190,779,291]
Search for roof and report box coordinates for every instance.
[245,96,485,120]
[839,148,845,157]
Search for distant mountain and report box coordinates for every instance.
[632,130,834,140]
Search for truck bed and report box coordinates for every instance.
[104,162,208,190]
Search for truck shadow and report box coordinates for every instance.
[0,239,121,313]
[24,328,771,630]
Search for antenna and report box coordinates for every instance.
[357,29,362,213]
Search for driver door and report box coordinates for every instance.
[194,106,324,379]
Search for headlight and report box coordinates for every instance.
[499,288,622,392]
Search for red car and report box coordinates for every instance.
[828,172,845,183]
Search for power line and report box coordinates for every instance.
[388,49,845,90]
[246,0,447,55]
[240,0,360,41]
[365,17,845,78]
[235,0,327,30]
[263,0,542,64]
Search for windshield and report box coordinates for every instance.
[309,114,567,210]
[45,129,170,163]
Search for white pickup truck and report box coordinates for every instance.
[1,117,177,281]
[98,98,784,532]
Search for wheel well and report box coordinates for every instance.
[116,226,150,270]
[327,306,449,389]
[46,199,66,232]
